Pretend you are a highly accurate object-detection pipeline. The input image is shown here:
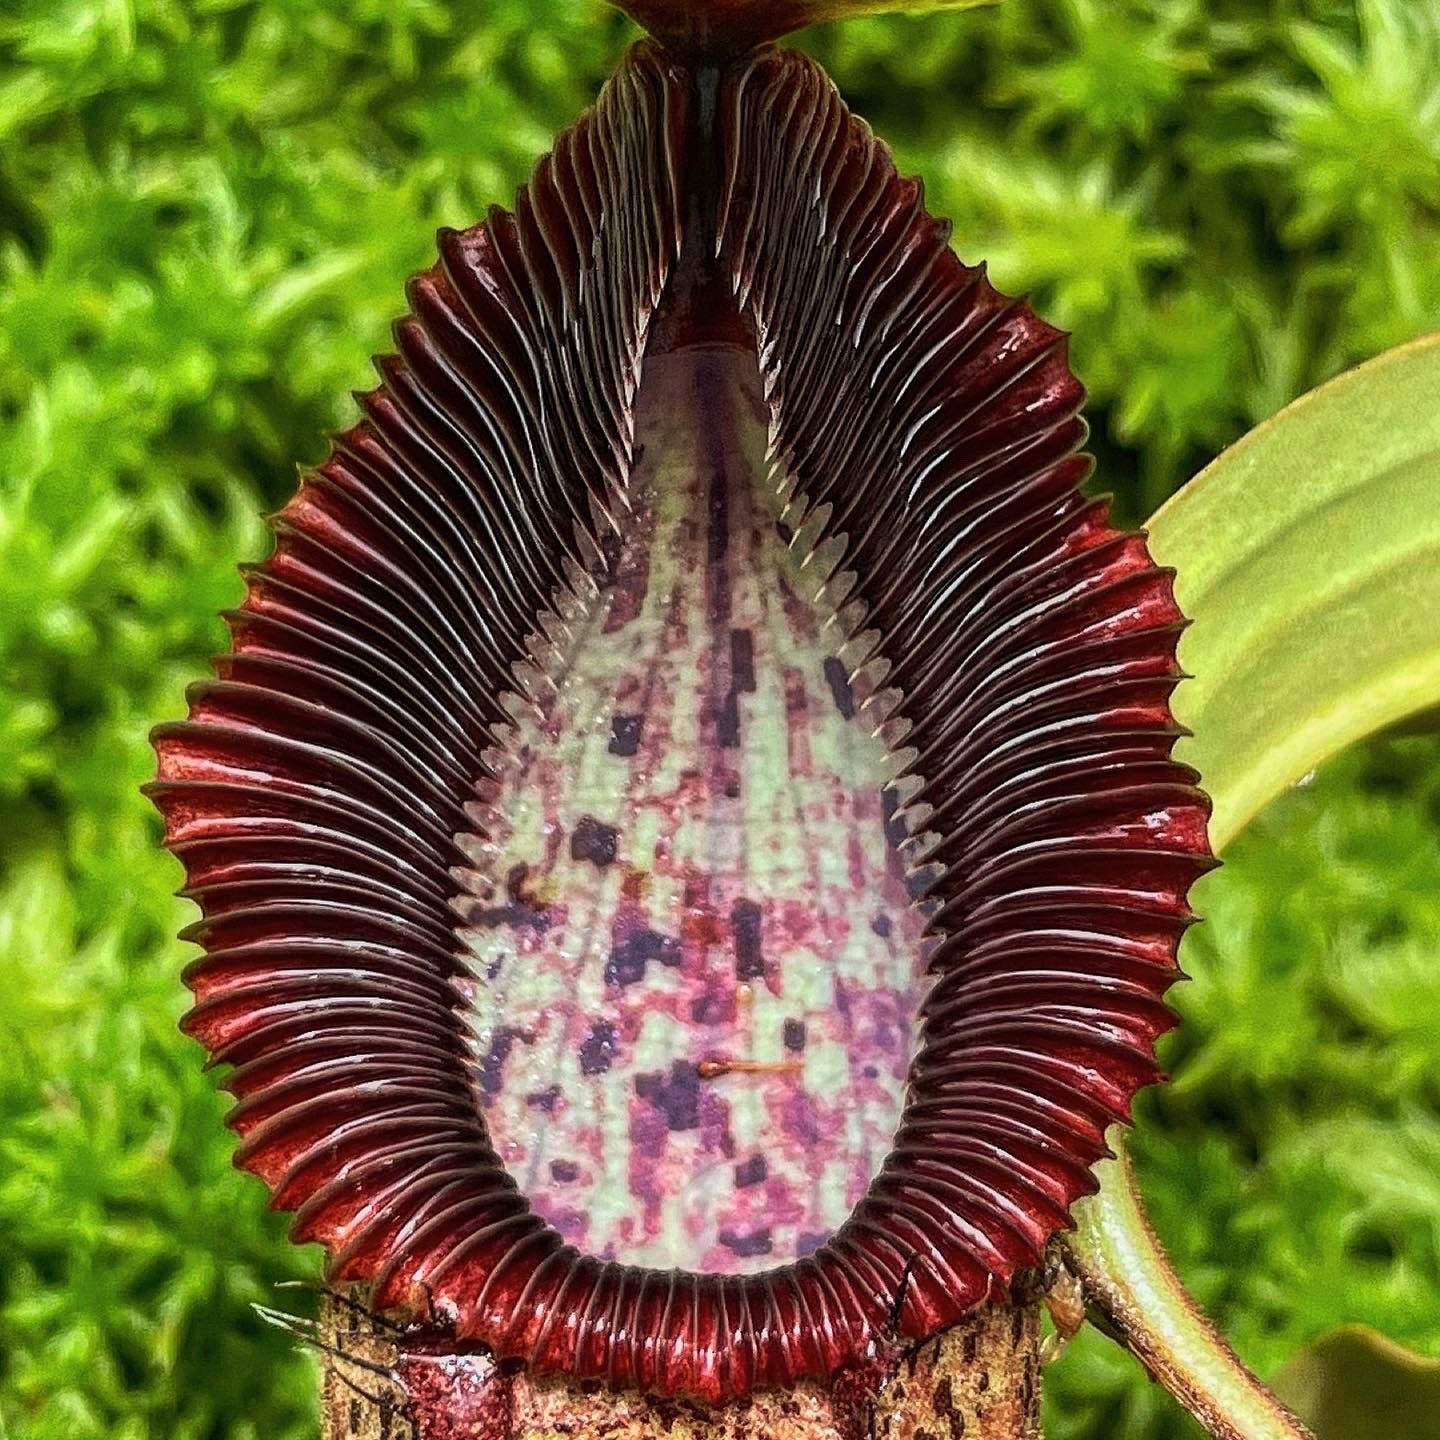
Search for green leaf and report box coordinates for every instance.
[1270,1326,1440,1440]
[1067,333,1440,1440]
[1146,332,1440,854]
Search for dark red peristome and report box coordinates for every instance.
[149,41,1213,1403]
[614,0,858,56]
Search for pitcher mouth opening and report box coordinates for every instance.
[456,286,940,1276]
[149,40,1211,1404]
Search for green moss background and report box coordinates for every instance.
[1,1,1438,1436]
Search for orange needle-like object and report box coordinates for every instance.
[697,1058,804,1080]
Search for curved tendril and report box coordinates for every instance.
[1065,1135,1314,1440]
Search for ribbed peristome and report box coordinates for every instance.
[150,41,1212,1403]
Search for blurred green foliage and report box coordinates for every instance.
[0,0,1436,1437]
